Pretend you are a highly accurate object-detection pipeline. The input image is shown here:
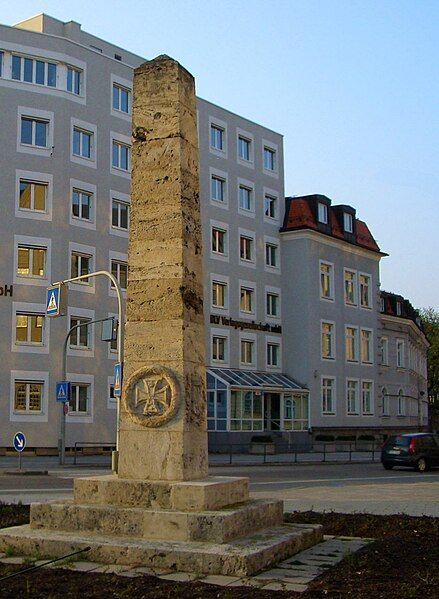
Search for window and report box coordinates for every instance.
[212,336,226,362]
[240,339,255,365]
[238,136,251,161]
[14,381,43,412]
[207,374,227,431]
[111,260,128,290]
[322,378,335,414]
[11,55,56,87]
[380,297,385,312]
[264,194,277,219]
[396,301,402,316]
[265,243,278,267]
[396,339,405,368]
[266,293,279,317]
[320,262,334,300]
[71,252,91,282]
[112,199,129,230]
[318,202,328,224]
[211,176,225,202]
[72,189,92,221]
[321,322,335,360]
[210,125,224,150]
[0,51,3,77]
[344,270,357,305]
[19,180,47,212]
[397,389,406,416]
[17,246,46,277]
[360,329,373,364]
[112,83,130,113]
[382,388,389,416]
[381,337,389,366]
[20,117,48,147]
[230,390,263,431]
[67,66,81,94]
[240,287,254,313]
[112,140,130,171]
[212,281,227,308]
[73,128,92,158]
[239,185,252,211]
[346,380,359,415]
[345,326,358,362]
[15,313,44,345]
[267,342,280,367]
[359,274,371,308]
[69,317,90,348]
[263,147,276,171]
[69,384,90,413]
[361,381,374,415]
[283,394,309,431]
[240,236,254,262]
[344,212,353,233]
[211,227,226,255]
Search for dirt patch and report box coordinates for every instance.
[0,506,437,598]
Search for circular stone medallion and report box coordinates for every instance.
[124,366,180,427]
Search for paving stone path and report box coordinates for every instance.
[0,536,370,593]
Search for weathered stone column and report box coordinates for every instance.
[118,55,208,481]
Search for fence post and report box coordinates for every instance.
[323,443,326,462]
[349,442,352,462]
[263,443,267,464]
[73,443,77,465]
[229,444,233,465]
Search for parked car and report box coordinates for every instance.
[381,433,439,472]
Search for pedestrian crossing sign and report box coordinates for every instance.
[114,363,122,397]
[56,381,71,403]
[46,284,67,317]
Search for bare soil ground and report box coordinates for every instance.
[0,505,437,598]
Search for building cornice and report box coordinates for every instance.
[380,314,430,347]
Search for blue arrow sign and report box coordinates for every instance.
[114,363,122,397]
[46,285,60,317]
[13,432,26,453]
[56,381,71,402]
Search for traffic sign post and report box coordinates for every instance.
[13,431,26,471]
[114,363,122,398]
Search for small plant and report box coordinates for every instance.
[4,546,15,557]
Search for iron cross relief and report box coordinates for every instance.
[134,377,172,416]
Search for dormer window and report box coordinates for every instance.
[396,301,402,316]
[318,202,328,224]
[380,297,385,312]
[344,212,353,233]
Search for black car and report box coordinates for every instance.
[381,433,439,472]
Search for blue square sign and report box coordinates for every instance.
[114,363,122,397]
[56,381,71,403]
[46,285,60,317]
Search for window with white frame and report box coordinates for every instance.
[265,242,278,268]
[212,280,227,308]
[15,313,44,345]
[211,226,227,255]
[230,390,263,431]
[212,335,227,362]
[382,387,390,416]
[12,55,56,87]
[14,380,43,413]
[345,326,358,362]
[360,329,373,364]
[240,235,254,262]
[361,381,374,415]
[20,117,48,148]
[396,339,405,368]
[112,198,129,230]
[17,245,46,278]
[238,136,251,161]
[321,322,335,360]
[381,337,389,366]
[321,378,335,414]
[210,124,224,150]
[73,127,92,159]
[19,179,47,212]
[263,146,276,171]
[211,175,225,202]
[72,189,92,221]
[266,292,279,317]
[320,262,334,300]
[69,317,91,349]
[240,287,254,313]
[318,202,328,224]
[359,274,371,308]
[346,379,359,415]
[344,212,353,233]
[112,83,130,113]
[267,342,280,367]
[111,260,128,290]
[396,301,402,316]
[112,140,130,171]
[264,194,277,219]
[283,394,309,431]
[71,252,91,282]
[240,339,255,365]
[397,389,406,415]
[207,374,227,431]
[0,51,4,77]
[69,383,90,413]
[344,270,357,305]
[67,66,81,94]
[239,185,252,211]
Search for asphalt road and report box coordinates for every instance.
[0,461,437,516]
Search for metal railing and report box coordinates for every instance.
[73,441,115,465]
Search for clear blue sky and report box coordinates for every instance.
[4,1,438,309]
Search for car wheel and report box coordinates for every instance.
[416,458,429,472]
[383,462,393,470]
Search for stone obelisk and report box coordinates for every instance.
[118,55,208,481]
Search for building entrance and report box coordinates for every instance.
[264,393,281,431]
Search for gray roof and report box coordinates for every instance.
[208,368,305,391]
